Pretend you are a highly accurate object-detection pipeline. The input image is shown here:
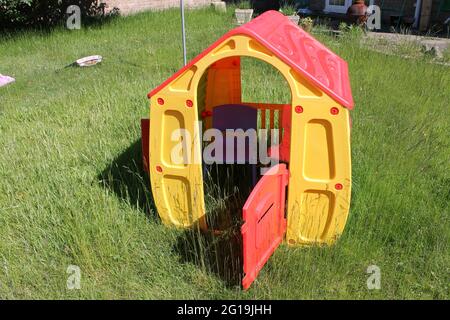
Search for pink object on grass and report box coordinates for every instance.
[0,74,15,87]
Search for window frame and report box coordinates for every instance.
[324,0,353,14]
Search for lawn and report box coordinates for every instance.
[0,7,449,299]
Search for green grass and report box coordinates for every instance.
[0,7,449,299]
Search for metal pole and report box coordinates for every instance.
[180,0,187,66]
[413,0,422,29]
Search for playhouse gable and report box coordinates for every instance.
[148,10,354,109]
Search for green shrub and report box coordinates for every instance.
[0,0,108,30]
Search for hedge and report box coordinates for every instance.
[0,0,108,30]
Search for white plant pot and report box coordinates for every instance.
[287,15,300,25]
[235,9,254,25]
[211,1,226,13]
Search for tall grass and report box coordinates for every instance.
[0,7,449,299]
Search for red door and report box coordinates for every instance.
[241,164,289,290]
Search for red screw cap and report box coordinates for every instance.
[295,106,304,114]
[186,100,193,108]
[335,183,343,190]
[201,110,213,118]
[156,166,163,173]
[157,98,165,105]
[330,107,339,115]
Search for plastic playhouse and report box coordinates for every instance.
[141,10,354,290]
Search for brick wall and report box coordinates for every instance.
[103,0,212,15]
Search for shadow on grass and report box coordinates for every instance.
[98,138,156,219]
[174,227,243,288]
[100,143,251,287]
[173,164,254,288]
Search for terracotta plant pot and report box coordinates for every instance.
[347,0,368,25]
[235,9,254,25]
[347,0,367,15]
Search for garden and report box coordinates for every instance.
[0,5,449,299]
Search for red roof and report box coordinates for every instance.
[148,10,354,109]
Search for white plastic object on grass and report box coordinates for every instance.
[75,55,103,67]
[0,74,15,87]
